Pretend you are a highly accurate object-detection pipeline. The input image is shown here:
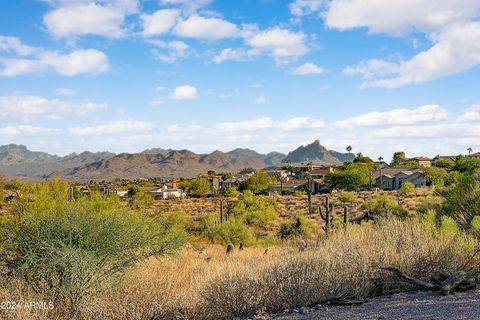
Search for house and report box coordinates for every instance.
[104,189,129,197]
[269,179,308,193]
[309,167,335,179]
[410,157,432,168]
[151,185,186,199]
[374,161,390,169]
[372,168,426,190]
[467,152,480,160]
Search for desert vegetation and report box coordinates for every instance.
[0,166,479,319]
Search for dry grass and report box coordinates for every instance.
[1,219,474,320]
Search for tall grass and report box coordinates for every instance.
[1,218,474,320]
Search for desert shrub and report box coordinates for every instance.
[222,185,239,198]
[0,181,185,310]
[417,195,444,215]
[126,186,155,209]
[471,216,480,237]
[437,172,480,230]
[418,209,438,235]
[278,215,319,240]
[338,191,358,203]
[229,192,278,227]
[399,182,416,195]
[189,177,211,197]
[362,194,409,220]
[201,214,256,246]
[439,216,460,239]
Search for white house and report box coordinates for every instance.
[151,185,186,200]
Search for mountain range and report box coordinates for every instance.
[0,140,354,181]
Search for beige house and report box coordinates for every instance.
[410,157,432,168]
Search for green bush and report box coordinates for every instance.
[230,192,278,227]
[399,182,416,195]
[471,216,480,237]
[238,171,278,194]
[201,214,256,246]
[278,215,319,240]
[222,186,239,198]
[189,177,211,197]
[0,181,185,307]
[338,191,358,203]
[439,216,460,239]
[362,194,409,220]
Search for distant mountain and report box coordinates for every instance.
[0,144,56,164]
[282,140,355,165]
[226,148,286,166]
[141,147,171,155]
[49,150,266,181]
[0,141,352,181]
[0,144,115,179]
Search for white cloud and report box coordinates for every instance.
[324,0,480,36]
[215,116,324,132]
[43,0,138,39]
[69,120,154,136]
[289,0,326,17]
[0,125,58,136]
[334,105,449,128]
[174,15,239,40]
[55,88,76,96]
[293,62,324,75]
[149,40,190,63]
[0,36,37,56]
[141,9,181,36]
[246,27,309,63]
[170,85,198,100]
[255,95,267,104]
[0,94,107,121]
[0,37,110,77]
[345,22,480,88]
[458,104,480,122]
[213,48,260,64]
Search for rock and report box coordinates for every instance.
[299,307,309,314]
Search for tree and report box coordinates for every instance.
[238,171,278,194]
[392,151,406,164]
[422,167,448,186]
[325,164,370,190]
[452,157,480,173]
[189,177,211,197]
[468,147,473,155]
[239,167,255,175]
[346,145,352,153]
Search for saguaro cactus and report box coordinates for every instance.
[343,206,348,232]
[320,197,334,238]
[219,199,224,224]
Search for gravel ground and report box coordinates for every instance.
[267,290,480,320]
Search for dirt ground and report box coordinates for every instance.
[270,290,480,320]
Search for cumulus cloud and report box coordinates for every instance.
[0,125,58,136]
[149,40,190,63]
[289,0,326,17]
[0,36,110,76]
[141,9,180,36]
[334,105,449,128]
[0,36,37,56]
[246,27,309,63]
[213,48,260,64]
[215,116,323,132]
[324,0,480,36]
[309,0,480,88]
[293,62,324,75]
[345,23,480,88]
[0,94,107,121]
[170,85,198,100]
[43,0,138,39]
[174,15,239,40]
[458,104,480,122]
[69,120,154,135]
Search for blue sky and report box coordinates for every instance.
[1,0,480,160]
